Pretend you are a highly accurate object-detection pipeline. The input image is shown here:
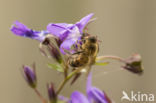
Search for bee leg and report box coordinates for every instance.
[70,66,85,85]
[72,51,84,55]
[70,72,81,85]
[74,41,82,51]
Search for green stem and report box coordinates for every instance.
[56,68,80,95]
[96,55,125,63]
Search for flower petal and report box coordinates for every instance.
[60,38,76,54]
[87,72,92,91]
[23,65,37,88]
[87,72,110,103]
[46,13,94,54]
[10,21,30,36]
[47,23,73,40]
[76,13,94,33]
[88,87,109,103]
[11,21,48,42]
[33,30,49,42]
[14,21,29,30]
[58,95,69,102]
[60,27,81,54]
[69,91,90,103]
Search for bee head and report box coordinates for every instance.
[81,36,97,45]
[88,36,97,43]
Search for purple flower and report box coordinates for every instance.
[69,72,111,103]
[47,13,94,54]
[69,91,90,103]
[87,73,111,103]
[11,21,49,42]
[23,65,37,88]
[47,83,57,102]
[41,38,62,63]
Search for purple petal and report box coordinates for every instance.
[47,83,56,101]
[46,13,94,54]
[10,21,48,42]
[87,72,110,103]
[59,30,70,41]
[11,21,30,36]
[87,72,92,91]
[24,66,36,82]
[88,87,108,103]
[11,26,26,36]
[23,66,36,88]
[47,23,74,40]
[33,30,49,42]
[69,91,90,103]
[60,38,75,54]
[14,21,29,30]
[58,95,69,102]
[59,27,81,54]
[76,13,94,33]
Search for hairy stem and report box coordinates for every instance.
[96,55,125,63]
[34,88,47,103]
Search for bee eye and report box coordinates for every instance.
[89,37,96,43]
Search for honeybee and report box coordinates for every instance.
[69,51,89,67]
[68,33,99,68]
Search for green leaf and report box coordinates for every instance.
[47,63,64,72]
[57,101,65,103]
[95,62,109,66]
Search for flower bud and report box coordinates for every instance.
[54,38,62,47]
[47,43,62,63]
[42,37,62,64]
[47,83,57,103]
[123,54,143,74]
[23,65,37,88]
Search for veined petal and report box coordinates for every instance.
[76,13,94,33]
[11,21,30,36]
[88,87,108,103]
[47,23,73,40]
[60,38,76,54]
[14,21,29,30]
[87,72,110,103]
[69,91,90,103]
[11,26,26,36]
[87,72,92,91]
[10,21,48,42]
[33,30,49,42]
[46,13,94,54]
[60,27,81,54]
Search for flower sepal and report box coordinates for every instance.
[122,54,143,74]
[22,64,37,88]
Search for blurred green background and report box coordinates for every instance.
[0,0,156,103]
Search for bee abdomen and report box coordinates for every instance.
[69,53,89,67]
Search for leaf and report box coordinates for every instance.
[57,101,66,103]
[47,63,64,72]
[95,62,109,66]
